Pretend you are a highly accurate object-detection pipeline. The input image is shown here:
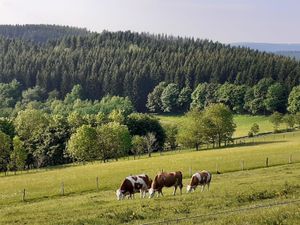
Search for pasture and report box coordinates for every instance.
[0,131,300,224]
[156,114,286,137]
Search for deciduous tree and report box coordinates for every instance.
[67,125,98,162]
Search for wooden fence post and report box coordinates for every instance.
[96,177,99,191]
[22,189,26,201]
[189,167,192,177]
[266,157,269,167]
[241,160,244,171]
[289,155,292,164]
[61,181,64,196]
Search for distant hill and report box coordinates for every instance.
[231,42,300,60]
[0,24,90,44]
[0,28,300,111]
[276,51,300,60]
[231,42,300,52]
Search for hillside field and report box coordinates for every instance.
[156,114,286,137]
[0,131,300,224]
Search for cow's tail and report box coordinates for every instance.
[208,172,212,183]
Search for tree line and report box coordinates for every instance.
[0,82,239,173]
[0,83,168,172]
[147,79,300,114]
[0,29,300,111]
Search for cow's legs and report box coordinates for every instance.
[158,189,164,197]
[201,185,205,192]
[173,185,177,196]
[140,190,143,198]
[129,193,135,199]
[207,183,210,191]
[141,190,146,198]
[179,183,183,195]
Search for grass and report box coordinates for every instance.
[156,114,286,137]
[0,131,300,224]
[233,114,286,137]
[0,164,299,224]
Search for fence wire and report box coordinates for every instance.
[141,199,300,225]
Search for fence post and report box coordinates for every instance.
[61,181,64,196]
[216,163,218,173]
[289,155,292,164]
[22,189,26,201]
[266,157,269,167]
[189,167,192,177]
[161,169,163,173]
[96,176,99,191]
[241,160,244,171]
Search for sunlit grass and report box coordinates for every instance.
[1,129,300,224]
[0,163,299,224]
[0,131,299,204]
[156,114,286,137]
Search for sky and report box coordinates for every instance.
[0,0,299,43]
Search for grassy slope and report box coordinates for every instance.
[156,114,286,137]
[1,164,299,224]
[1,131,300,224]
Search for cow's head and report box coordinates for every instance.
[116,189,124,200]
[148,188,155,198]
[186,185,195,193]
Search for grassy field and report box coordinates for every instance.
[0,131,300,224]
[156,114,286,137]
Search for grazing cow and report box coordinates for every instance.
[116,174,152,200]
[149,171,183,198]
[187,170,212,193]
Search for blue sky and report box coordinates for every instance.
[0,0,299,43]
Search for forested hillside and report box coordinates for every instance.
[0,29,300,111]
[1,26,300,170]
[0,24,90,44]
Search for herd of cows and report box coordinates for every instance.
[116,170,212,200]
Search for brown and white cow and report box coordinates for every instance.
[116,174,152,200]
[149,171,183,198]
[187,170,212,193]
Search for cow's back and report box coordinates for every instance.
[138,174,150,187]
[199,171,212,184]
[152,171,182,188]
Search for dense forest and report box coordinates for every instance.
[0,25,300,111]
[0,24,90,44]
[1,25,300,172]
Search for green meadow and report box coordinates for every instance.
[0,130,300,224]
[156,114,286,137]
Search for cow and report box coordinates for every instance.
[149,171,183,198]
[116,174,152,200]
[186,170,212,193]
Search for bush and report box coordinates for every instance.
[269,112,283,132]
[249,123,260,137]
